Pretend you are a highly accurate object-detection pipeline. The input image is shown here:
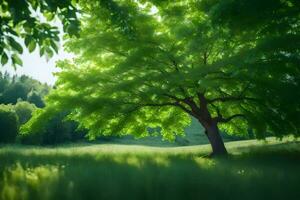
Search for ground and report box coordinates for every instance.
[0,137,300,200]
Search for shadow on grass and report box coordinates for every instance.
[0,142,300,200]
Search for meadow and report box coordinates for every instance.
[1,137,300,200]
[0,1,299,200]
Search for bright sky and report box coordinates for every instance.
[1,43,72,85]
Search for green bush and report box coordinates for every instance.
[20,111,86,145]
[14,101,36,125]
[0,104,19,143]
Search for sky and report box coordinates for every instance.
[1,43,72,85]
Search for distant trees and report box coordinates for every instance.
[0,73,86,144]
[27,91,45,108]
[0,102,37,144]
[0,82,28,104]
[0,73,50,107]
[0,73,48,144]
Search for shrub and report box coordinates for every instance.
[20,111,86,145]
[0,104,19,143]
[14,101,37,125]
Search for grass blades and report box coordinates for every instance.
[0,138,300,200]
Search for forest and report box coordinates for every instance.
[0,72,86,145]
[0,0,300,199]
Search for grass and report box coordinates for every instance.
[0,137,300,200]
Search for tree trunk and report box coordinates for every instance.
[204,123,227,156]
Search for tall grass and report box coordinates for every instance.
[0,138,300,200]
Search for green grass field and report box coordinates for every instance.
[1,137,300,200]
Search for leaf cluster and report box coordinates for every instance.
[0,0,80,67]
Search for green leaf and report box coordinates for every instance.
[50,40,58,53]
[8,37,23,54]
[12,54,23,66]
[71,0,78,7]
[1,52,9,65]
[39,47,45,57]
[28,41,37,53]
[44,12,55,21]
[24,36,32,47]
[53,35,60,41]
[7,29,18,36]
[46,48,54,58]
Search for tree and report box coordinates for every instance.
[0,104,19,143]
[27,91,45,108]
[0,72,9,93]
[0,74,50,106]
[0,0,80,68]
[0,82,28,104]
[23,0,300,155]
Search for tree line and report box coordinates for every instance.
[0,72,86,144]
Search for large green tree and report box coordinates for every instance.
[23,0,300,155]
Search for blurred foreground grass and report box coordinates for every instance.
[1,137,300,200]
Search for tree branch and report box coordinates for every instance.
[124,100,196,118]
[208,96,258,104]
[174,102,197,117]
[124,101,176,108]
[103,47,128,57]
[210,103,222,118]
[203,51,208,65]
[216,114,246,123]
[163,93,185,102]
[139,102,177,107]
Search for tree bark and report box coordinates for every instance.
[177,92,227,156]
[203,122,227,156]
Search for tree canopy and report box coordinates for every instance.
[22,0,300,155]
[201,0,300,137]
